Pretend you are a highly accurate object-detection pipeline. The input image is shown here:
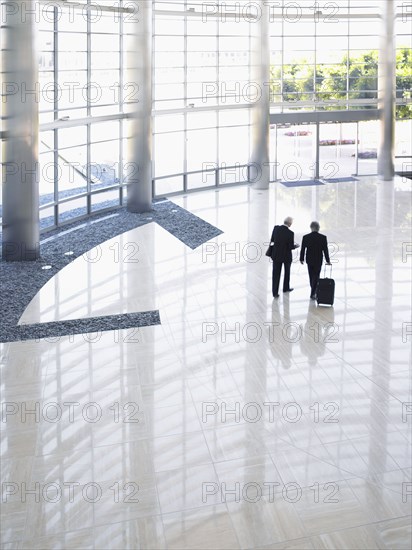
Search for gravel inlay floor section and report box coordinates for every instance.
[1,201,223,342]
[3,311,161,343]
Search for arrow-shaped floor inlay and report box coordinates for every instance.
[4,311,161,343]
[0,200,223,343]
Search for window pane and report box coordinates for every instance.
[40,207,55,230]
[57,146,88,200]
[39,152,55,203]
[154,133,184,177]
[59,127,87,149]
[59,197,88,224]
[219,127,249,166]
[91,189,120,212]
[155,176,183,196]
[187,129,217,172]
[90,141,120,188]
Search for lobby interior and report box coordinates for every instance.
[1,1,411,549]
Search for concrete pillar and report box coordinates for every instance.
[249,1,270,190]
[377,0,396,180]
[1,0,40,260]
[126,0,153,213]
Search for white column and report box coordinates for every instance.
[1,0,40,260]
[249,1,270,189]
[377,0,396,180]
[126,0,153,212]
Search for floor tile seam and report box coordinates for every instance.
[286,388,404,435]
[153,457,217,480]
[19,510,168,545]
[196,423,357,478]
[333,301,407,334]
[42,360,140,376]
[15,453,36,549]
[247,530,311,550]
[186,378,245,407]
[191,423,238,504]
[223,498,243,550]
[289,497,381,540]
[155,467,224,518]
[332,429,411,469]
[345,475,411,498]
[312,430,392,445]
[250,534,314,550]
[296,516,410,547]
[157,498,240,518]
[265,429,405,454]
[265,438,388,486]
[388,450,412,473]
[273,369,359,414]
[353,378,410,406]
[38,387,143,404]
[153,457,215,477]
[16,436,213,473]
[244,513,314,549]
[373,465,412,485]
[312,440,372,477]
[154,498,240,550]
[319,353,408,406]
[72,425,208,454]
[311,360,400,391]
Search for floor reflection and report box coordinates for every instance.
[1,176,411,548]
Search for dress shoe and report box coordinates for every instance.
[273,294,279,298]
[310,294,316,300]
[283,288,294,293]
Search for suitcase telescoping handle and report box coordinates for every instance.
[323,263,333,278]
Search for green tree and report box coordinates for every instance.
[270,48,412,119]
[396,48,412,119]
[347,51,378,102]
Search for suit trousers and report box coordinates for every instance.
[272,261,291,296]
[307,263,322,296]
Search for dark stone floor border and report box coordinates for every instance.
[0,201,223,343]
[280,179,324,187]
[3,311,161,343]
[395,171,412,181]
[323,177,359,183]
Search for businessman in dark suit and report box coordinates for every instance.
[270,216,299,298]
[300,221,331,299]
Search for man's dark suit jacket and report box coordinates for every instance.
[270,225,295,263]
[299,232,330,265]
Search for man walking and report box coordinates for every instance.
[300,221,331,299]
[270,216,299,298]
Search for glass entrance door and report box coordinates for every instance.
[319,122,357,180]
[357,120,379,175]
[274,123,317,181]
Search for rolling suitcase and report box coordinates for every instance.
[316,265,335,306]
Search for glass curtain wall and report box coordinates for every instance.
[34,0,133,229]
[394,4,412,172]
[153,0,252,195]
[1,0,411,230]
[32,0,254,227]
[269,0,411,180]
[269,0,381,112]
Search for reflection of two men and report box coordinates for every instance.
[268,299,335,369]
[268,296,293,370]
[299,303,336,367]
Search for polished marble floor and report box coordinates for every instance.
[1,176,411,549]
